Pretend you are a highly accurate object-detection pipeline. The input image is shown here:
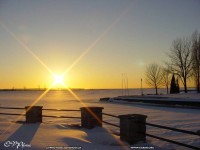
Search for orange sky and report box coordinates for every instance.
[0,0,199,89]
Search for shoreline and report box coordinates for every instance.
[100,94,200,109]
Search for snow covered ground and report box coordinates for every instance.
[116,92,200,101]
[0,122,163,150]
[0,90,200,150]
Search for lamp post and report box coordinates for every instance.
[141,78,143,95]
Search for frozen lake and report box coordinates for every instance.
[0,89,200,149]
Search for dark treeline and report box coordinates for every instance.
[145,30,200,94]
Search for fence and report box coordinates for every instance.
[102,113,200,150]
[144,122,200,150]
[0,106,200,149]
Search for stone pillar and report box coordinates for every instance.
[119,114,147,144]
[25,106,43,123]
[80,107,104,129]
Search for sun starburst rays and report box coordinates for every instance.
[0,7,131,146]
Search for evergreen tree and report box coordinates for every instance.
[170,74,177,94]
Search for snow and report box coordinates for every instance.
[0,122,161,150]
[116,92,200,102]
[0,90,200,150]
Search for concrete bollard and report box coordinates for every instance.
[119,114,147,144]
[80,107,104,129]
[25,106,43,123]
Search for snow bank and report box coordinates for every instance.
[0,122,162,150]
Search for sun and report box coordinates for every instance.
[54,75,64,84]
[52,73,66,87]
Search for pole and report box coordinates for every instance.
[124,74,126,96]
[141,78,143,95]
[126,74,129,96]
[122,74,124,96]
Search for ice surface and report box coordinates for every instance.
[0,89,200,150]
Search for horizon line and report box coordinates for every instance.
[0,87,196,91]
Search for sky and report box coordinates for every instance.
[0,0,200,89]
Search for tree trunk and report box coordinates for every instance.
[197,68,200,92]
[155,86,158,95]
[197,77,200,92]
[184,78,187,93]
[166,85,169,94]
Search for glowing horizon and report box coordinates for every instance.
[0,0,199,89]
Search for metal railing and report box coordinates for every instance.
[43,108,80,112]
[145,133,199,150]
[102,112,200,150]
[146,122,200,136]
[42,108,81,119]
[0,113,25,116]
[143,122,200,150]
[0,106,25,116]
[0,106,81,119]
[0,106,24,110]
[0,106,199,149]
[101,112,120,128]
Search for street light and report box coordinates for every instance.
[141,78,143,95]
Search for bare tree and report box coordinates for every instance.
[191,30,200,92]
[167,38,193,93]
[145,63,163,95]
[161,67,171,94]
